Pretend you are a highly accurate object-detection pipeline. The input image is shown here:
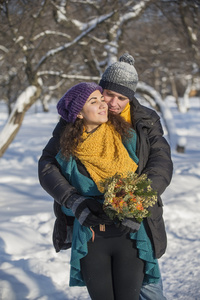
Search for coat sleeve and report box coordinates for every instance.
[38,118,78,206]
[140,112,173,196]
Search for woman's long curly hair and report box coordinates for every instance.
[60,112,132,160]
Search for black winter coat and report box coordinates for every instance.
[38,96,173,259]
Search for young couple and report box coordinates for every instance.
[38,53,173,300]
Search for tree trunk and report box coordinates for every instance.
[0,85,41,157]
[169,74,181,111]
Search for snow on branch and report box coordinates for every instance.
[71,11,114,31]
[88,35,107,44]
[14,36,24,44]
[32,0,48,19]
[107,0,152,62]
[32,30,71,41]
[14,86,38,113]
[50,0,68,23]
[35,11,115,71]
[0,86,38,156]
[48,80,65,91]
[0,45,9,53]
[188,26,197,42]
[0,45,9,61]
[70,0,99,9]
[120,0,152,23]
[37,70,100,81]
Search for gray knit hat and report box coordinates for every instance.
[57,82,103,123]
[99,53,138,100]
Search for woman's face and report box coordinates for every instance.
[77,90,108,132]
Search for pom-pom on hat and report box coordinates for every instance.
[57,82,103,123]
[99,53,138,101]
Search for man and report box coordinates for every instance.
[38,53,173,300]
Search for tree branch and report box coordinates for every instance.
[35,11,115,71]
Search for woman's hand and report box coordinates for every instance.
[66,194,112,227]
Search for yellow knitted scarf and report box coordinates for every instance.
[75,123,138,192]
[120,102,131,124]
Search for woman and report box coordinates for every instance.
[55,82,160,300]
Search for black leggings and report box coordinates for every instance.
[80,234,144,300]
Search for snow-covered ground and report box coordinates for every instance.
[0,97,200,300]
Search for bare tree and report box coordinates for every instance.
[0,0,199,156]
[0,0,115,156]
[0,0,155,156]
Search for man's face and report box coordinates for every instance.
[103,89,129,114]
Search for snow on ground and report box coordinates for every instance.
[0,97,200,300]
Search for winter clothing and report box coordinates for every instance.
[38,94,173,258]
[63,194,111,227]
[120,102,132,124]
[80,233,144,300]
[140,276,167,300]
[55,130,160,287]
[38,53,172,300]
[99,53,138,100]
[75,123,138,192]
[120,217,141,233]
[57,82,103,123]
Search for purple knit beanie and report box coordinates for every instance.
[57,82,103,123]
